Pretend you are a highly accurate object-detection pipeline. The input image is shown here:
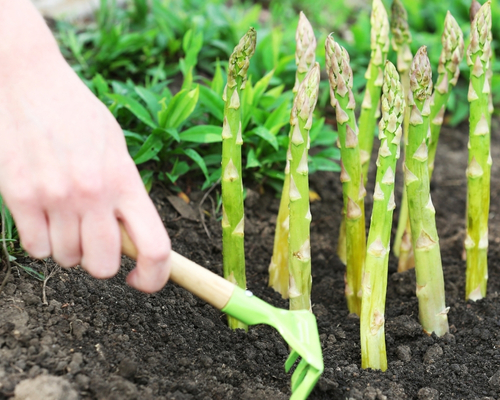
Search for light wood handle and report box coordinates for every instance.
[120,224,235,310]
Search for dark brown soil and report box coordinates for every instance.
[1,117,500,400]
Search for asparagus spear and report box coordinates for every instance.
[470,0,482,23]
[221,28,256,330]
[359,0,390,182]
[326,35,366,315]
[470,0,494,125]
[428,12,465,178]
[465,1,492,301]
[288,63,321,311]
[338,0,389,267]
[269,12,316,298]
[405,47,449,336]
[391,0,414,266]
[360,61,404,371]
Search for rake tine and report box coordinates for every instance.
[291,358,309,392]
[290,366,321,400]
[285,349,300,372]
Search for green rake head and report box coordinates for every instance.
[222,287,324,400]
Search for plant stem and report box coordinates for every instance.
[359,0,390,183]
[326,35,366,315]
[390,0,413,262]
[361,61,404,371]
[398,11,464,273]
[465,2,492,301]
[221,28,256,330]
[288,63,320,311]
[338,0,389,268]
[405,47,449,336]
[428,12,465,178]
[269,12,316,298]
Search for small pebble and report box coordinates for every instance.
[423,344,443,364]
[396,345,412,362]
[418,387,439,400]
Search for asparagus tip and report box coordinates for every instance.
[296,12,317,74]
[409,46,433,103]
[390,0,412,46]
[470,0,482,23]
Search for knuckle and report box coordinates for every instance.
[10,188,36,207]
[142,241,170,265]
[42,183,70,205]
[76,175,104,200]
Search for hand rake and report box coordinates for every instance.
[121,229,323,400]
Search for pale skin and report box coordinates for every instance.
[0,0,171,293]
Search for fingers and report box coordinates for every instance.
[119,190,171,293]
[47,210,81,267]
[6,198,51,259]
[80,211,121,279]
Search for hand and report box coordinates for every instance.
[0,0,171,293]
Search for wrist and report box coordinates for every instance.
[0,0,63,74]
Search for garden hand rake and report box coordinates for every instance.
[120,228,323,400]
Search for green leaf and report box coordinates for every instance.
[123,130,146,147]
[18,265,45,281]
[311,119,338,147]
[165,159,190,184]
[160,86,200,129]
[134,86,162,118]
[133,133,163,164]
[264,100,290,135]
[211,59,224,96]
[198,85,224,121]
[241,77,254,130]
[310,156,340,173]
[179,125,222,143]
[314,147,341,159]
[246,148,261,168]
[248,126,279,150]
[264,170,285,181]
[253,70,275,104]
[0,196,14,240]
[153,127,180,142]
[92,74,109,97]
[140,169,154,192]
[183,148,209,180]
[201,167,222,190]
[107,93,156,128]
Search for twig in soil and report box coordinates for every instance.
[0,203,12,296]
[198,178,220,240]
[42,262,61,305]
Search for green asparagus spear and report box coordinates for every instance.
[391,0,413,265]
[465,1,492,301]
[471,0,494,126]
[326,35,366,315]
[338,0,389,267]
[359,0,390,182]
[288,63,321,311]
[269,12,316,298]
[428,12,465,178]
[360,61,404,371]
[221,28,256,330]
[405,46,449,336]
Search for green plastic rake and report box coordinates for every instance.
[121,229,324,399]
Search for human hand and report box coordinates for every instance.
[0,0,171,293]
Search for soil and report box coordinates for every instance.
[1,117,500,400]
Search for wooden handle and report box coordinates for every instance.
[120,224,235,310]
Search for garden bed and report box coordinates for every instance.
[0,117,500,400]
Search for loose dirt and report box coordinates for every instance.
[1,118,500,399]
